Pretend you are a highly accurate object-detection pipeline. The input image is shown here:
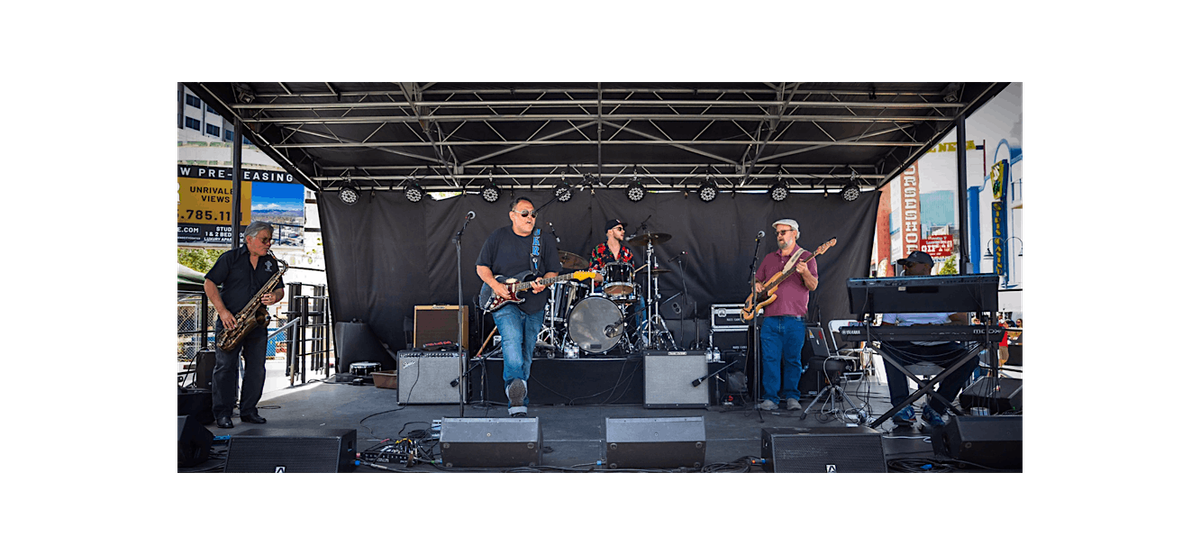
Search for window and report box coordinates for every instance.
[206,124,220,137]
[206,106,219,115]
[185,94,202,108]
[225,130,234,142]
[185,117,201,131]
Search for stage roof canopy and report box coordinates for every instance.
[185,82,1007,196]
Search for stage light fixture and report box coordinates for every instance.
[405,182,425,203]
[626,181,646,202]
[338,185,360,205]
[554,183,573,203]
[841,183,861,202]
[769,181,789,202]
[482,181,501,203]
[697,179,718,202]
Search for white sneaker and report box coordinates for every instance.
[786,398,803,411]
[756,399,778,411]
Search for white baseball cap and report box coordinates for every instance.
[772,218,800,233]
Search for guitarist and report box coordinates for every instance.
[752,218,819,411]
[476,197,562,416]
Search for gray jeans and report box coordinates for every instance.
[212,332,267,418]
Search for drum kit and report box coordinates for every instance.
[537,232,680,358]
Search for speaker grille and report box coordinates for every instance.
[643,351,709,408]
[225,428,357,473]
[396,351,464,404]
[762,427,886,473]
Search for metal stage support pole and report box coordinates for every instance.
[956,115,971,274]
[229,123,243,249]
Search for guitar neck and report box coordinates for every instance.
[511,273,572,293]
[765,251,812,289]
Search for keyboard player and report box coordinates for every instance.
[879,251,980,428]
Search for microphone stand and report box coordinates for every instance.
[453,212,474,417]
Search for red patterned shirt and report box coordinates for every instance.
[589,242,633,271]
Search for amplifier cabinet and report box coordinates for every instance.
[643,351,710,408]
[959,377,1023,414]
[605,417,706,469]
[396,351,464,405]
[414,305,469,351]
[440,417,542,468]
[761,427,887,473]
[177,414,213,468]
[225,428,357,473]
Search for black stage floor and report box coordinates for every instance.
[179,356,1021,474]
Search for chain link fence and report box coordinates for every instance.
[177,293,288,361]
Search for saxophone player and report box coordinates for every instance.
[203,221,286,429]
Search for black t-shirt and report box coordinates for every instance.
[476,225,562,314]
[205,245,285,334]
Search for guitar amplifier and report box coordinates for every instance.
[643,351,709,408]
[710,304,749,331]
[396,350,464,404]
[414,305,469,353]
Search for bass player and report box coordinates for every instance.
[476,197,562,416]
[752,218,818,411]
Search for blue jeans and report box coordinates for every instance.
[880,341,978,415]
[759,316,806,404]
[492,304,543,407]
[212,332,267,419]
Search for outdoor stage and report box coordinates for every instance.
[178,356,1022,473]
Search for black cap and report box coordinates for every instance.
[898,251,934,266]
[605,219,624,232]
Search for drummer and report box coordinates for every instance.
[588,219,633,278]
[588,219,646,331]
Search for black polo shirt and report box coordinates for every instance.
[205,245,285,333]
[476,225,562,314]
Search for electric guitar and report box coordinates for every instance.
[740,238,836,321]
[479,270,597,314]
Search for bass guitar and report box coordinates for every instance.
[740,238,836,321]
[479,270,597,314]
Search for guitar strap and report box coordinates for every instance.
[529,228,542,275]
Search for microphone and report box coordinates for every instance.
[757,230,766,239]
[548,221,560,242]
[466,211,475,220]
[668,251,687,263]
[604,323,622,338]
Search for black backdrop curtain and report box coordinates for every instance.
[317,189,880,353]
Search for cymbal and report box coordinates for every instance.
[628,232,672,247]
[635,265,672,275]
[558,250,589,270]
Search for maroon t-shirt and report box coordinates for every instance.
[755,248,818,318]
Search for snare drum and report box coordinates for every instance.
[602,262,636,298]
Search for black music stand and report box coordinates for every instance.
[846,275,1000,429]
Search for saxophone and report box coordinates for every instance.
[216,254,288,351]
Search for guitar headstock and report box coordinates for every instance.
[813,238,837,256]
[572,271,597,281]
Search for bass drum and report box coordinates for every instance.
[568,296,625,354]
[546,280,590,325]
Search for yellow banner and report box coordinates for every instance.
[177,177,253,226]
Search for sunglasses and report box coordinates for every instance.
[512,209,537,218]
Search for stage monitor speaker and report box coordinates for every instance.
[224,428,357,473]
[644,351,709,408]
[959,377,1023,414]
[177,414,213,468]
[414,305,469,352]
[396,351,464,404]
[604,417,706,469]
[177,387,214,424]
[931,415,1022,470]
[440,417,541,468]
[335,321,395,374]
[761,427,887,473]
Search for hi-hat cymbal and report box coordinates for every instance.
[558,250,589,270]
[635,265,672,275]
[628,232,672,247]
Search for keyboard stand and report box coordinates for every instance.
[867,340,987,429]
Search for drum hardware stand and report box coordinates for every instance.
[639,236,678,350]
